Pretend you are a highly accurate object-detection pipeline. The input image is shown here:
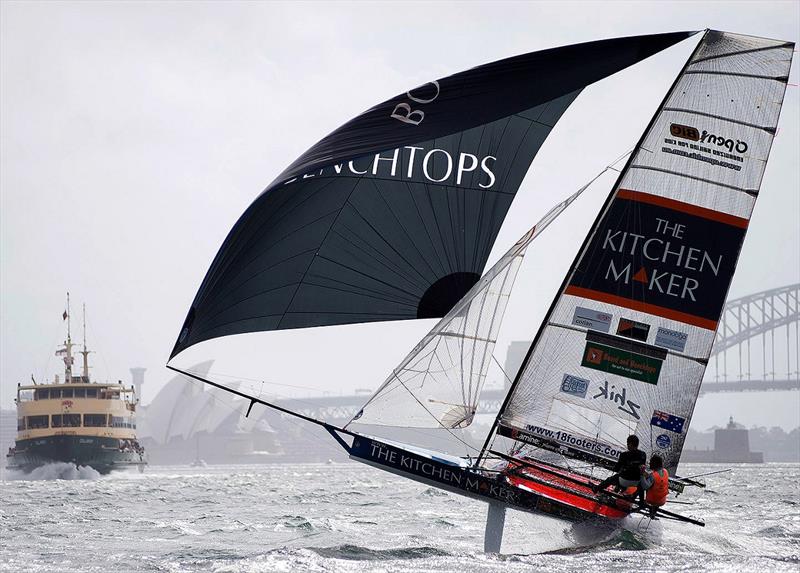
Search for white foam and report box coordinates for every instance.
[6,462,102,481]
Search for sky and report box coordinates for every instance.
[1,1,798,431]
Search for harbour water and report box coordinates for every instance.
[1,462,798,572]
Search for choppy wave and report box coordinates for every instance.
[547,528,650,554]
[278,516,314,531]
[309,544,451,561]
[757,525,800,539]
[1,463,798,572]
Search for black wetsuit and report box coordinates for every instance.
[615,449,647,481]
[595,448,647,493]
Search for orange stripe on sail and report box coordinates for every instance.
[617,189,750,229]
[564,285,718,330]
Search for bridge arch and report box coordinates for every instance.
[707,283,799,392]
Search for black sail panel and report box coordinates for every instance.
[172,32,695,358]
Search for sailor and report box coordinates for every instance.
[591,434,646,496]
[641,454,669,516]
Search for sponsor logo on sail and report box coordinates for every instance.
[389,81,440,126]
[499,424,623,459]
[571,306,612,332]
[662,124,748,172]
[581,342,662,385]
[592,380,641,419]
[656,433,671,449]
[668,123,748,154]
[654,326,688,352]
[566,190,747,330]
[617,317,650,342]
[284,144,497,189]
[560,374,590,398]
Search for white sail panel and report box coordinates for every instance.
[347,187,589,432]
[495,30,794,473]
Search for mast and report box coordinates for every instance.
[476,30,709,466]
[79,303,91,381]
[58,292,75,384]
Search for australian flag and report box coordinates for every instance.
[650,410,685,433]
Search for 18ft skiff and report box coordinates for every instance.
[167,29,793,546]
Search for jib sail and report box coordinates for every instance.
[170,32,694,359]
[488,30,794,474]
[345,181,596,453]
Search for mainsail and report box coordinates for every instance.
[170,32,694,359]
[486,30,794,475]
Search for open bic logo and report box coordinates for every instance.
[670,123,700,141]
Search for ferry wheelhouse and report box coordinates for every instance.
[6,300,146,474]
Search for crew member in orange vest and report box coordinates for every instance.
[641,454,669,517]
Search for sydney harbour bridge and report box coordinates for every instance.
[274,283,800,420]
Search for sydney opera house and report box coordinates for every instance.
[138,362,275,464]
[136,362,347,464]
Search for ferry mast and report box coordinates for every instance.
[79,303,91,381]
[56,292,76,383]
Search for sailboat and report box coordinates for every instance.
[167,30,794,548]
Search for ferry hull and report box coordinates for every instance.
[6,435,146,475]
[349,436,613,523]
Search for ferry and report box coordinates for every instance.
[6,298,146,474]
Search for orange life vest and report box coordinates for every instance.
[645,468,669,506]
[621,485,638,497]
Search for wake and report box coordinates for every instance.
[6,461,101,481]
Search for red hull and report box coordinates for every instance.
[505,460,633,520]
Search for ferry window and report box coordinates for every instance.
[64,414,81,427]
[17,418,24,430]
[49,389,61,399]
[34,389,50,400]
[27,415,49,429]
[61,388,74,399]
[85,388,98,398]
[19,389,34,401]
[111,416,135,428]
[74,388,86,398]
[52,415,63,428]
[83,414,107,427]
